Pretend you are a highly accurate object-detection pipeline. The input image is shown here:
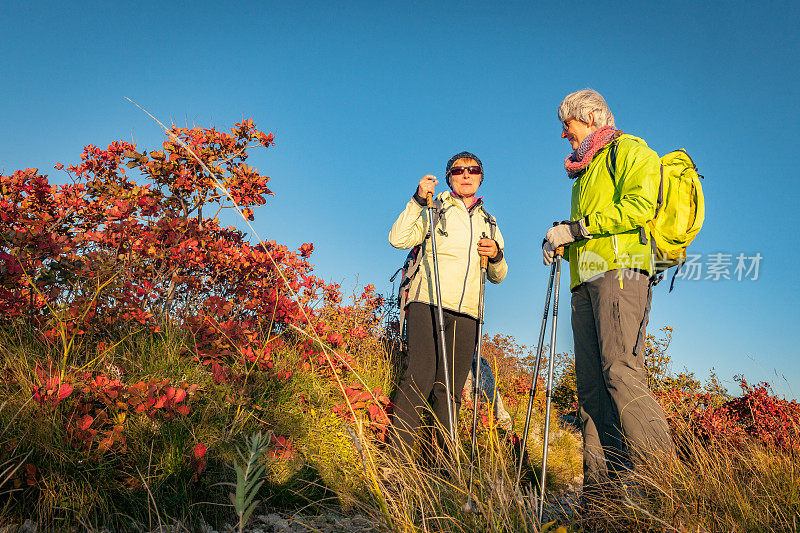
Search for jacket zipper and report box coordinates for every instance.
[576,177,586,282]
[457,205,473,313]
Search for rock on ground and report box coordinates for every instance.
[197,512,377,533]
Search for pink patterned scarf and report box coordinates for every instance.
[564,126,618,179]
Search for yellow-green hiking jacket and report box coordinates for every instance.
[569,134,660,290]
[389,191,508,319]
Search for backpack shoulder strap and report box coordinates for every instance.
[605,139,620,185]
[430,196,450,237]
[654,163,665,217]
[603,130,628,185]
[480,205,497,241]
[402,245,424,284]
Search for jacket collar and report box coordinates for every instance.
[443,191,484,213]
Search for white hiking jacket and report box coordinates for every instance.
[389,191,508,319]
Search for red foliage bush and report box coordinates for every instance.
[332,382,391,441]
[0,121,330,373]
[268,435,296,460]
[31,374,74,405]
[724,379,800,451]
[657,379,800,453]
[32,366,200,454]
[190,442,208,481]
[4,120,398,468]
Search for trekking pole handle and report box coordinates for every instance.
[480,231,489,269]
[550,221,565,257]
[426,192,434,208]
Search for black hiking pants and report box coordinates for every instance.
[389,302,477,460]
[571,269,674,491]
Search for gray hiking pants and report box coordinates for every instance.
[571,269,674,490]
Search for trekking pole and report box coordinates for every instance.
[538,248,562,522]
[462,234,489,514]
[426,192,456,444]
[514,257,557,493]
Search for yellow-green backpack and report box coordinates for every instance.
[650,150,705,272]
[609,145,705,290]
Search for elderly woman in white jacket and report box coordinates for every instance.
[388,151,508,460]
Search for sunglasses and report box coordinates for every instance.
[449,165,482,176]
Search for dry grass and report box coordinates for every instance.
[3,316,798,533]
[0,314,587,531]
[335,400,583,533]
[571,419,800,532]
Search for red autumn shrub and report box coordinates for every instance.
[725,379,800,452]
[31,374,73,406]
[6,463,38,490]
[190,442,208,481]
[32,366,200,454]
[469,334,552,411]
[5,120,399,466]
[0,121,330,374]
[657,379,800,453]
[268,435,296,460]
[480,334,529,391]
[332,382,391,441]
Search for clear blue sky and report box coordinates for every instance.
[3,1,799,398]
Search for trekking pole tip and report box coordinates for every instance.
[461,498,480,514]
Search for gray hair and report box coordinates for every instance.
[558,89,615,128]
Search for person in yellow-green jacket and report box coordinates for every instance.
[542,90,673,502]
[389,151,508,460]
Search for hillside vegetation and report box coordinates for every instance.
[1,122,798,532]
